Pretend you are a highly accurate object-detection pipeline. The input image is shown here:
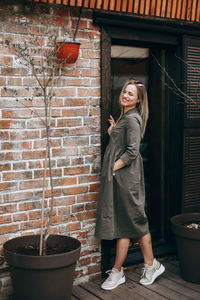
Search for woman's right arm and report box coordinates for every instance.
[107,115,116,136]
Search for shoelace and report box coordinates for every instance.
[141,265,152,280]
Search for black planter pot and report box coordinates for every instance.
[3,235,81,300]
[171,213,200,284]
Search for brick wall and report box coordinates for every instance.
[0,2,101,299]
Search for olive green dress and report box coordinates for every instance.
[95,108,149,240]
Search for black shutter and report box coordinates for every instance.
[182,36,200,213]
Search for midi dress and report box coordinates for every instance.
[95,107,149,240]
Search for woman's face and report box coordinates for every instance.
[121,84,139,112]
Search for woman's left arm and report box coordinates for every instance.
[119,116,141,167]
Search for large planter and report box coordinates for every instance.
[3,235,81,300]
[56,42,80,63]
[171,213,200,283]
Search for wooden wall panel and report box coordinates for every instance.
[30,0,200,22]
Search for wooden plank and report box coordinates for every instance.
[155,0,162,16]
[139,0,145,15]
[72,285,99,299]
[166,0,173,18]
[96,0,102,9]
[191,0,197,21]
[115,0,122,12]
[150,0,157,16]
[196,0,200,21]
[81,281,124,299]
[133,265,192,300]
[124,273,168,300]
[144,0,151,15]
[109,0,116,11]
[127,0,133,13]
[89,0,96,9]
[163,263,200,294]
[95,277,148,300]
[102,0,109,9]
[161,0,167,17]
[171,0,178,18]
[133,0,140,14]
[181,0,187,20]
[187,0,193,20]
[121,0,128,12]
[157,276,200,300]
[176,0,182,19]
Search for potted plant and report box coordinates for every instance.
[3,23,81,300]
[171,213,200,284]
[56,7,82,63]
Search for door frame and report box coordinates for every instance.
[95,16,184,276]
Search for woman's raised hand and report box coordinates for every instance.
[108,115,116,136]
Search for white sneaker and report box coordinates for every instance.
[101,268,126,290]
[139,259,165,285]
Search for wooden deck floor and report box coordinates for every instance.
[72,256,200,299]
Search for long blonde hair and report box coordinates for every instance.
[118,78,149,138]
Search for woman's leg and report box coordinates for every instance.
[113,238,130,271]
[137,233,154,265]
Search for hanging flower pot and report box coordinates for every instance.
[56,42,80,63]
[56,7,82,64]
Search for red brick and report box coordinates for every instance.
[89,183,100,192]
[88,264,101,275]
[0,77,6,85]
[0,131,9,140]
[76,210,96,221]
[3,171,32,181]
[79,257,91,266]
[13,213,28,222]
[10,130,40,140]
[52,177,77,187]
[77,88,100,97]
[0,224,19,234]
[19,180,43,190]
[62,107,88,117]
[19,201,41,211]
[77,193,98,203]
[67,222,81,231]
[64,166,90,176]
[82,69,100,77]
[64,98,89,106]
[78,175,99,184]
[0,163,11,171]
[0,56,13,66]
[85,202,97,210]
[1,88,31,98]
[1,67,29,76]
[53,196,75,207]
[54,88,76,97]
[63,136,89,147]
[19,220,41,230]
[57,118,82,127]
[1,141,31,150]
[0,182,17,192]
[22,150,46,160]
[0,120,25,129]
[13,162,27,170]
[82,50,100,59]
[72,204,84,213]
[63,186,88,196]
[2,192,33,203]
[28,161,42,169]
[0,215,12,224]
[34,169,62,179]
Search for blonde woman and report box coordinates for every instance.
[95,79,165,290]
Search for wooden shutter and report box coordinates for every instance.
[182,36,200,213]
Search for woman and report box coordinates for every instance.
[95,79,165,290]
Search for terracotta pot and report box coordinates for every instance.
[56,42,80,63]
[3,235,81,300]
[171,213,200,283]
